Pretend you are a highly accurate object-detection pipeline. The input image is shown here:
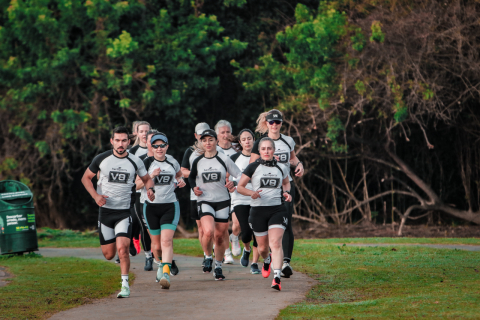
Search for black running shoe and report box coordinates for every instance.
[202,254,206,267]
[144,257,153,271]
[129,242,137,257]
[240,248,250,267]
[170,260,179,276]
[281,262,293,278]
[214,267,225,281]
[203,258,213,273]
[115,256,120,264]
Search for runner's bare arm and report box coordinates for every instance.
[140,174,155,201]
[282,177,292,202]
[81,168,108,206]
[289,151,304,177]
[181,167,190,178]
[237,174,256,197]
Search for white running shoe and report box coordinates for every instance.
[224,250,234,264]
[230,234,241,256]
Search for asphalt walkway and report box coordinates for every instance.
[40,248,316,320]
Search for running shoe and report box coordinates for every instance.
[240,248,250,267]
[115,256,120,264]
[250,263,261,274]
[213,267,225,281]
[159,273,171,289]
[203,258,213,273]
[129,241,137,257]
[281,262,293,278]
[117,286,130,298]
[262,254,271,278]
[156,265,162,283]
[271,277,281,291]
[224,250,234,264]
[144,257,153,271]
[230,234,241,256]
[202,254,206,267]
[133,237,141,254]
[171,260,179,276]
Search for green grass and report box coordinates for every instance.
[277,240,480,319]
[38,228,98,248]
[310,237,480,245]
[0,253,130,319]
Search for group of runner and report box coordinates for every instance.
[81,109,304,298]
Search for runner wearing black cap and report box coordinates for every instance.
[188,129,242,280]
[229,129,260,273]
[238,137,292,291]
[140,133,185,289]
[181,123,225,266]
[250,109,304,278]
[81,126,155,298]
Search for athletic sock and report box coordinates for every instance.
[231,234,239,241]
[154,259,162,266]
[264,255,271,264]
[215,260,222,269]
[121,275,129,288]
[163,263,172,274]
[145,250,152,258]
[244,248,251,253]
[205,255,213,260]
[274,269,281,279]
[225,248,232,255]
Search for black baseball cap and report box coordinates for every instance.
[200,129,217,140]
[266,110,283,121]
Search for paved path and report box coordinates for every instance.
[343,243,480,251]
[40,248,316,320]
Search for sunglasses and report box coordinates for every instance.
[152,143,168,149]
[268,120,282,125]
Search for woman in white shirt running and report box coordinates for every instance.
[238,137,292,291]
[188,129,242,281]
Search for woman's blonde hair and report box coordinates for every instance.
[133,121,151,146]
[255,109,283,134]
[193,135,217,155]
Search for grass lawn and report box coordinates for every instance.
[0,253,131,319]
[278,240,480,319]
[312,237,480,245]
[38,228,98,248]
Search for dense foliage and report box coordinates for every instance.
[1,0,480,232]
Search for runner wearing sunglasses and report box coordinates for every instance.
[141,133,185,289]
[249,109,304,278]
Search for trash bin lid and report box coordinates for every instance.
[0,181,33,204]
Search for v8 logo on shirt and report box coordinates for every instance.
[260,178,280,188]
[202,172,221,183]
[108,171,130,183]
[275,152,289,164]
[155,174,174,186]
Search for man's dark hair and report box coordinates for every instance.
[111,126,130,139]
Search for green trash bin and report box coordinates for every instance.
[0,180,38,254]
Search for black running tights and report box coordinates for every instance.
[133,194,152,252]
[282,180,295,261]
[234,204,257,247]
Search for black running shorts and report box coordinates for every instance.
[198,199,231,223]
[190,200,199,221]
[248,205,288,237]
[98,207,133,245]
[144,201,180,236]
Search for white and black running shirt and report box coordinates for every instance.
[242,160,288,207]
[219,145,236,157]
[188,152,242,203]
[89,150,147,210]
[181,146,224,200]
[130,145,148,193]
[141,155,180,204]
[252,134,295,181]
[230,152,253,206]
